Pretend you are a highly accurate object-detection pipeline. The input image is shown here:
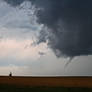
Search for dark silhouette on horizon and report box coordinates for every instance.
[9,72,12,77]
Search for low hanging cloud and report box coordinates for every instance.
[4,0,92,58]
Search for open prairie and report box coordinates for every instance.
[0,76,92,88]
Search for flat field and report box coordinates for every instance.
[0,76,92,92]
[0,76,91,87]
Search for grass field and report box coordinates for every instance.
[0,76,92,92]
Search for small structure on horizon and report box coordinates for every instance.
[9,72,12,77]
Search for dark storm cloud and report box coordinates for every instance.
[4,0,92,58]
[4,0,24,6]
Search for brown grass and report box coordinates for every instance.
[0,76,91,88]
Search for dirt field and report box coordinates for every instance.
[0,76,92,88]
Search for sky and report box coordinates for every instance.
[0,0,92,76]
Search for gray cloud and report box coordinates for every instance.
[4,0,92,58]
[4,0,24,6]
[38,51,46,56]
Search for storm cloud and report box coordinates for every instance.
[4,0,92,58]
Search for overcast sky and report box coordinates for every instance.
[0,0,92,76]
